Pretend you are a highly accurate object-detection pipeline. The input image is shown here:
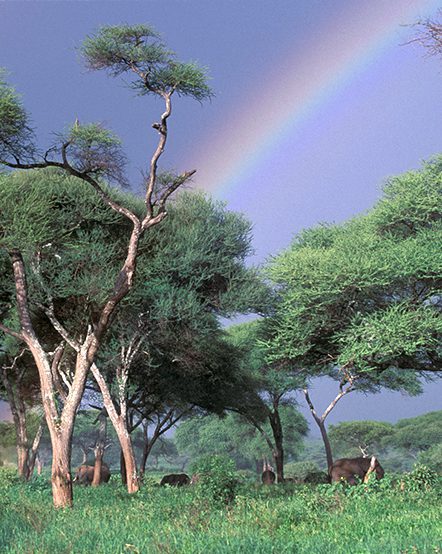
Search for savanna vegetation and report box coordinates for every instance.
[1,15,442,554]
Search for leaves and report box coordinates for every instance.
[264,156,442,382]
[0,71,35,163]
[81,25,213,101]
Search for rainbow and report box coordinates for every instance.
[191,0,439,196]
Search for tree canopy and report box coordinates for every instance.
[264,156,442,384]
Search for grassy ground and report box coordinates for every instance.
[1,469,441,553]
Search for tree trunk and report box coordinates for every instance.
[92,412,106,487]
[139,440,153,478]
[118,429,139,493]
[25,423,43,480]
[51,435,73,508]
[317,419,334,471]
[120,450,127,485]
[269,409,285,483]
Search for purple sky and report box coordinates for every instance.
[0,1,441,427]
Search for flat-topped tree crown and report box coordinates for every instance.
[81,24,213,101]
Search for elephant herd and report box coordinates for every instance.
[73,457,385,487]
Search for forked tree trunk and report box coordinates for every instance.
[90,363,139,493]
[303,385,354,473]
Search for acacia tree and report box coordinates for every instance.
[0,24,212,507]
[176,408,307,475]
[264,157,442,469]
[0,347,44,479]
[328,420,394,459]
[86,191,268,486]
[226,321,309,482]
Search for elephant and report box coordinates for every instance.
[261,469,276,484]
[329,457,384,485]
[160,473,190,487]
[73,463,111,485]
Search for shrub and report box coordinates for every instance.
[284,461,328,483]
[190,454,238,505]
[402,464,439,492]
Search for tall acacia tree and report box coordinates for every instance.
[264,157,442,469]
[0,24,212,507]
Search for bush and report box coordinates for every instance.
[190,454,239,505]
[284,461,328,483]
[402,464,439,492]
[418,444,442,474]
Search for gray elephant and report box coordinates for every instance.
[329,457,384,485]
[160,473,190,487]
[73,463,111,485]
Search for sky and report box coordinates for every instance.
[0,0,441,429]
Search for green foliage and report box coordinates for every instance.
[81,24,213,101]
[264,155,442,394]
[189,454,238,505]
[0,421,16,449]
[418,443,442,473]
[402,464,439,492]
[328,420,395,458]
[336,302,442,372]
[1,469,442,553]
[392,411,442,454]
[60,122,126,184]
[0,70,34,163]
[284,461,319,480]
[176,408,307,470]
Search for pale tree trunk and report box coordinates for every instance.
[51,434,73,508]
[90,363,139,493]
[0,86,193,507]
[303,383,354,472]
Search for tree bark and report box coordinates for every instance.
[140,440,153,478]
[120,450,127,485]
[317,419,334,471]
[90,363,139,492]
[25,423,43,480]
[92,412,106,487]
[269,410,285,483]
[51,434,73,508]
[303,385,354,472]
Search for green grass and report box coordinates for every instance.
[1,470,441,553]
